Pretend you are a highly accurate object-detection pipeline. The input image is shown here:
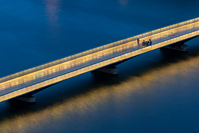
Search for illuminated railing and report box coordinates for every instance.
[0,17,199,84]
[0,17,199,102]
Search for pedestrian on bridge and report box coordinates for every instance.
[137,39,140,45]
[146,41,149,46]
[142,40,146,47]
[137,38,141,48]
[149,39,152,46]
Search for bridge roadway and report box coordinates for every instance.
[0,17,199,102]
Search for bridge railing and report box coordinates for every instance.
[0,17,199,91]
[0,20,199,94]
[1,29,199,102]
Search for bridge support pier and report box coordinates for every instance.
[15,96,36,103]
[161,43,188,52]
[93,66,119,75]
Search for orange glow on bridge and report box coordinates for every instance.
[0,17,198,102]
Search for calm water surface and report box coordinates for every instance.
[0,0,199,132]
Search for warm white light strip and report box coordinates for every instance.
[0,29,198,102]
[0,17,199,84]
[0,20,198,94]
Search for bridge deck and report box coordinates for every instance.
[0,17,199,102]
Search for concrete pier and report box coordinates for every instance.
[15,96,36,103]
[161,44,188,52]
[94,66,119,75]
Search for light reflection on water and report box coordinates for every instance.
[0,55,198,132]
[44,0,60,23]
[44,0,60,35]
[118,0,128,6]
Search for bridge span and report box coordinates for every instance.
[0,17,199,102]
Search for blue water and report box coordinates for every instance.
[0,0,199,132]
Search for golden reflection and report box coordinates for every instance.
[0,56,198,132]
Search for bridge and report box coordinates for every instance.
[0,17,199,103]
